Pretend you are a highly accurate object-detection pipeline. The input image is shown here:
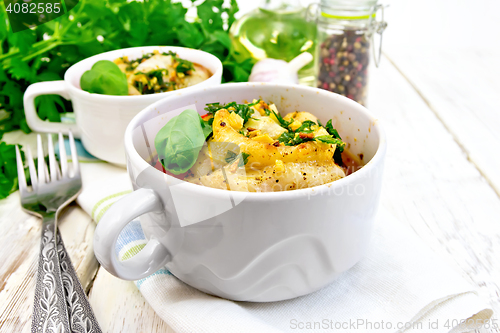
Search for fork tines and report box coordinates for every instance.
[16,132,80,194]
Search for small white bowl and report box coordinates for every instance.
[24,46,223,165]
[94,83,387,302]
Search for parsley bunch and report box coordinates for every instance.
[0,142,20,199]
[0,0,254,199]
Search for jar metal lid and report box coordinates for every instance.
[307,1,388,68]
[320,0,378,19]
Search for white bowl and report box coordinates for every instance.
[24,46,223,165]
[93,83,387,302]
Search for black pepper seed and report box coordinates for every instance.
[318,31,370,105]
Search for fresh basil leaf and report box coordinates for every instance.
[80,60,128,96]
[155,109,207,175]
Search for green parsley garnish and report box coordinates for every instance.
[271,110,293,128]
[224,151,250,167]
[205,102,254,123]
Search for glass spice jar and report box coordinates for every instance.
[308,0,387,105]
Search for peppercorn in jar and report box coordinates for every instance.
[308,0,387,105]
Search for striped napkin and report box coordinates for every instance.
[68,140,494,333]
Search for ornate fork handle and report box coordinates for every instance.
[17,133,98,333]
[32,222,71,333]
[56,228,102,333]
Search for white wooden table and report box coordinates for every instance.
[1,1,500,331]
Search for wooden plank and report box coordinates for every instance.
[382,48,500,196]
[369,57,500,325]
[0,194,99,332]
[88,268,174,333]
[381,0,500,53]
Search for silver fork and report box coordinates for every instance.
[16,132,102,333]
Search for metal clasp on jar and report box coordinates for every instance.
[368,4,388,67]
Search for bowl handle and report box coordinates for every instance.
[93,188,171,280]
[23,81,81,136]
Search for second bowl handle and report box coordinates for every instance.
[93,188,171,281]
[23,81,81,136]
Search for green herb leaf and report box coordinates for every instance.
[239,152,250,167]
[204,101,254,123]
[7,58,34,81]
[80,60,128,96]
[176,58,194,74]
[315,135,345,149]
[334,150,344,167]
[325,119,342,139]
[204,102,224,115]
[278,132,314,146]
[155,109,207,175]
[224,151,238,164]
[212,30,232,50]
[294,120,317,133]
[278,131,295,145]
[164,51,195,74]
[199,115,213,139]
[224,151,250,167]
[35,95,64,122]
[0,142,21,199]
[315,135,345,166]
[271,110,293,129]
